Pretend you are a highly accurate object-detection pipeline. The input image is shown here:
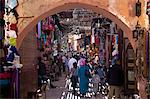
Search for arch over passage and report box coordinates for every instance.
[17,1,136,49]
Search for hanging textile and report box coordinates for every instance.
[0,72,11,79]
[0,79,10,86]
[43,34,47,44]
[95,36,100,46]
[9,37,16,46]
[5,0,18,9]
[115,35,118,44]
[52,14,63,31]
[10,23,18,32]
[91,28,95,44]
[38,21,41,39]
[5,30,17,38]
[5,30,17,46]
[6,46,19,63]
[4,12,17,24]
[48,17,55,31]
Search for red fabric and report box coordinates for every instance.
[95,36,100,46]
[10,24,18,32]
[0,72,11,79]
[112,36,115,44]
[48,25,55,31]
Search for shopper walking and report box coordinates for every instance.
[91,69,100,97]
[68,55,77,72]
[70,62,78,95]
[78,58,90,97]
[107,60,124,99]
[37,56,46,88]
[97,65,106,85]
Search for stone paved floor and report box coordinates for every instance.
[45,73,107,99]
[44,74,129,99]
[46,74,67,99]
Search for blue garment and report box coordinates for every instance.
[6,46,19,62]
[0,79,10,86]
[6,53,15,62]
[97,67,105,79]
[78,65,89,94]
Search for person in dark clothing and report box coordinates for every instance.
[71,62,78,95]
[37,57,56,88]
[107,60,124,99]
[37,57,46,88]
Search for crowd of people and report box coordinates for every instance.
[63,52,124,98]
[36,50,124,99]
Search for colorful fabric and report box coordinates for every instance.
[4,12,17,24]
[10,23,18,32]
[95,36,100,46]
[6,52,15,62]
[77,58,86,66]
[9,37,16,46]
[5,30,17,38]
[0,79,10,85]
[37,21,41,38]
[6,46,19,62]
[115,35,118,44]
[0,72,11,79]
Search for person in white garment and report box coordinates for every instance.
[68,55,77,72]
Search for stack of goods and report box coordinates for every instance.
[0,0,22,98]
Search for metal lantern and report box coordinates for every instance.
[136,0,141,17]
[139,29,144,37]
[132,22,144,39]
[133,29,138,38]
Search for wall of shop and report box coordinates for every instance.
[19,28,39,98]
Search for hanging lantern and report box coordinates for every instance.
[136,0,141,17]
[132,22,144,39]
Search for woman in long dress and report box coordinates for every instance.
[78,58,89,96]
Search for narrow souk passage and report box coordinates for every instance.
[0,0,150,99]
[18,9,140,99]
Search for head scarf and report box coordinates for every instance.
[79,58,86,66]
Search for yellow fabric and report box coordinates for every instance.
[9,37,16,46]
